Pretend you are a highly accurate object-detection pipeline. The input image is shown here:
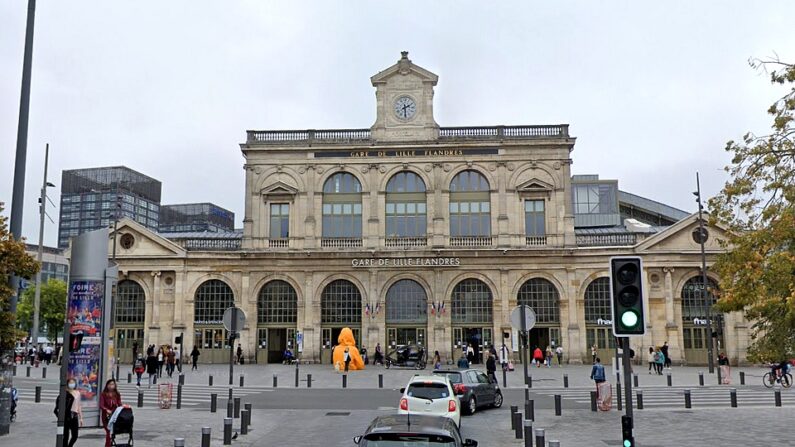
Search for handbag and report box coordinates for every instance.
[507,362,515,371]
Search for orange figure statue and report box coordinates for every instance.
[332,327,365,371]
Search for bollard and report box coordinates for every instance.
[378,373,383,389]
[223,417,232,445]
[342,374,347,388]
[234,397,241,418]
[210,393,217,413]
[179,373,185,386]
[115,364,119,381]
[35,386,41,403]
[535,428,546,446]
[295,367,300,388]
[245,403,253,426]
[209,375,213,387]
[137,391,143,408]
[698,372,704,386]
[775,389,782,407]
[684,389,691,409]
[176,384,182,409]
[633,373,638,388]
[43,367,47,379]
[636,390,643,409]
[307,374,312,388]
[739,371,745,385]
[227,399,233,418]
[228,387,233,400]
[590,391,597,412]
[273,374,278,388]
[667,373,672,387]
[26,366,31,377]
[510,405,518,430]
[201,427,211,447]
[127,372,132,384]
[240,374,245,388]
[523,420,533,447]
[174,438,185,447]
[524,385,530,403]
[730,388,737,407]
[12,365,16,376]
[554,394,562,416]
[525,399,534,422]
[717,366,722,385]
[503,368,507,388]
[241,409,249,435]
[528,375,532,388]
[563,374,569,388]
[514,412,523,439]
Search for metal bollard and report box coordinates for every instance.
[503,368,507,388]
[234,397,241,418]
[554,394,562,416]
[35,386,41,403]
[510,405,518,429]
[637,390,643,410]
[698,372,704,386]
[590,391,597,412]
[245,403,253,426]
[295,367,300,388]
[201,427,211,447]
[210,393,217,413]
[307,374,312,388]
[667,373,672,387]
[176,384,182,409]
[717,366,722,385]
[137,391,143,407]
[227,399,233,418]
[223,417,232,445]
[12,365,16,376]
[730,388,737,407]
[528,375,532,388]
[523,420,533,447]
[127,372,132,384]
[273,374,278,388]
[240,374,245,388]
[514,412,523,439]
[115,364,119,381]
[535,428,546,446]
[43,367,47,379]
[684,389,691,409]
[228,387,233,400]
[739,371,745,385]
[241,409,249,435]
[525,399,534,422]
[775,389,782,407]
[342,374,347,388]
[26,366,31,377]
[563,374,569,388]
[209,375,213,386]
[378,373,383,389]
[633,373,638,388]
[179,373,185,386]
[174,438,185,447]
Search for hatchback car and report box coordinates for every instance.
[432,369,503,415]
[354,414,478,447]
[399,375,461,427]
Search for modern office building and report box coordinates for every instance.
[58,166,162,248]
[108,52,742,366]
[22,244,69,287]
[159,203,235,233]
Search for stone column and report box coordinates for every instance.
[150,271,161,346]
[565,268,582,364]
[496,163,510,247]
[304,165,317,248]
[432,163,445,247]
[366,165,380,248]
[173,268,186,328]
[663,267,675,326]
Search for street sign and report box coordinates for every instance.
[510,305,536,331]
[222,307,246,333]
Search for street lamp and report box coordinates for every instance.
[693,172,715,374]
[31,144,54,351]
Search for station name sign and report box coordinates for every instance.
[314,148,498,159]
[352,257,461,268]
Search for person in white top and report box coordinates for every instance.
[499,343,510,369]
[555,346,564,366]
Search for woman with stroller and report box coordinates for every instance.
[100,379,123,447]
[54,378,83,447]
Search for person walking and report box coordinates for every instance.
[654,348,664,375]
[555,345,564,366]
[173,345,181,372]
[146,352,159,388]
[166,348,176,378]
[466,344,475,365]
[533,346,544,368]
[545,345,553,368]
[54,378,83,447]
[236,344,243,364]
[457,353,469,369]
[591,344,598,364]
[647,347,655,374]
[133,354,146,387]
[373,343,383,366]
[343,348,351,373]
[131,342,139,370]
[156,348,165,377]
[500,343,510,371]
[486,352,497,383]
[590,357,606,396]
[661,342,671,369]
[99,379,122,447]
[190,346,200,371]
[433,351,442,370]
[718,352,732,384]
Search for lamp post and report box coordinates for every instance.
[31,144,54,349]
[693,172,715,374]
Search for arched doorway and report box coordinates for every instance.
[256,280,298,364]
[451,278,493,364]
[193,279,234,364]
[681,276,724,365]
[114,280,145,364]
[385,279,428,350]
[320,279,362,364]
[517,278,561,355]
[584,277,616,364]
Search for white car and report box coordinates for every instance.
[398,375,461,427]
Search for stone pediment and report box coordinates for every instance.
[371,51,439,86]
[635,213,729,253]
[517,178,554,193]
[111,218,186,258]
[260,181,298,198]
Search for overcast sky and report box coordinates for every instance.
[2,1,794,246]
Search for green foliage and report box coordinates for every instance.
[709,57,795,362]
[17,278,68,341]
[0,204,40,351]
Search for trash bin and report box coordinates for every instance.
[158,383,173,409]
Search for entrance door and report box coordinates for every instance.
[321,327,361,364]
[115,328,144,364]
[268,328,286,363]
[195,327,230,364]
[683,326,723,365]
[586,327,616,364]
[451,327,491,364]
[256,328,268,364]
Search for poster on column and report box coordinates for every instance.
[67,280,105,410]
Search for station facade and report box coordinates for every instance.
[107,53,748,365]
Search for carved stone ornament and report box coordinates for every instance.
[443,164,452,172]
[361,165,370,174]
[379,165,387,174]
[507,163,515,171]
[466,160,473,168]
[553,162,561,170]
[424,164,433,172]
[254,167,263,174]
[276,164,283,172]
[298,166,306,174]
[316,167,324,174]
[488,163,497,172]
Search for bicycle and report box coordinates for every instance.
[762,370,793,388]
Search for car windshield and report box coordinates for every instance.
[407,382,449,399]
[364,434,456,446]
[432,372,462,384]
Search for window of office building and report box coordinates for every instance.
[321,279,362,325]
[451,278,492,324]
[386,172,427,238]
[194,280,234,324]
[270,204,290,239]
[525,200,546,236]
[573,184,617,215]
[386,279,428,324]
[681,277,720,321]
[449,170,491,237]
[257,280,297,324]
[115,280,146,324]
[517,278,560,324]
[322,173,362,238]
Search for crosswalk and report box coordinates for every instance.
[534,386,795,409]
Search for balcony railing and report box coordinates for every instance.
[177,238,242,251]
[525,235,548,246]
[576,233,637,247]
[448,236,494,247]
[321,237,363,248]
[385,237,428,248]
[267,238,290,248]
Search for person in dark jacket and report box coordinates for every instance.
[190,346,200,371]
[590,357,606,397]
[457,354,470,369]
[485,352,497,383]
[661,342,671,369]
[146,353,158,388]
[54,378,83,447]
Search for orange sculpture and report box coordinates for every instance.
[332,327,365,371]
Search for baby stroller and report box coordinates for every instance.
[110,405,134,446]
[9,387,18,422]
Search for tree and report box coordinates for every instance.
[709,57,795,362]
[0,204,39,352]
[17,278,68,343]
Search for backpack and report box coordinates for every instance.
[653,352,661,362]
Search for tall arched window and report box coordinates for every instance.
[386,172,427,238]
[517,278,560,324]
[194,280,234,324]
[386,279,428,324]
[681,277,721,321]
[257,280,298,325]
[322,173,362,238]
[321,279,362,325]
[584,277,611,323]
[449,170,491,236]
[451,279,493,324]
[115,280,145,324]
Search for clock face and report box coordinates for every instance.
[393,96,417,120]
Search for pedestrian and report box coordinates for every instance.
[457,353,469,369]
[131,342,139,370]
[591,344,598,364]
[133,354,145,387]
[44,344,54,365]
[500,343,510,370]
[157,348,165,377]
[173,345,181,372]
[166,348,176,378]
[486,352,497,383]
[466,344,475,365]
[190,346,200,371]
[555,346,564,366]
[433,351,442,370]
[654,348,664,375]
[236,344,243,364]
[545,345,553,368]
[373,343,383,366]
[99,379,122,447]
[146,344,154,357]
[54,378,83,447]
[718,352,731,384]
[661,342,671,369]
[146,352,158,388]
[533,346,544,368]
[590,357,606,396]
[343,348,351,373]
[647,347,655,374]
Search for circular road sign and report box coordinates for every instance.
[222,307,246,333]
[510,305,536,331]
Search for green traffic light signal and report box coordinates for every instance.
[621,310,639,328]
[623,440,632,447]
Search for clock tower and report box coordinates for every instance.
[370,51,439,142]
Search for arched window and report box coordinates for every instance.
[449,170,491,236]
[517,278,560,324]
[115,280,145,324]
[451,278,493,324]
[584,277,611,323]
[257,280,297,325]
[386,279,428,324]
[322,173,362,238]
[321,279,362,325]
[386,172,427,238]
[194,280,234,324]
[681,277,721,321]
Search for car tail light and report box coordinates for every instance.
[400,398,408,411]
[448,400,457,412]
[453,384,467,395]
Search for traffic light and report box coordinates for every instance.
[69,332,84,352]
[175,335,182,344]
[621,415,634,447]
[610,257,645,336]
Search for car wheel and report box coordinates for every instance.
[492,391,503,408]
[467,396,477,415]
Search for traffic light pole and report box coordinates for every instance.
[695,172,715,374]
[621,338,633,419]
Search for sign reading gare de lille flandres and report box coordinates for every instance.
[351,257,461,268]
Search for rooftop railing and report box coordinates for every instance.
[576,233,637,247]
